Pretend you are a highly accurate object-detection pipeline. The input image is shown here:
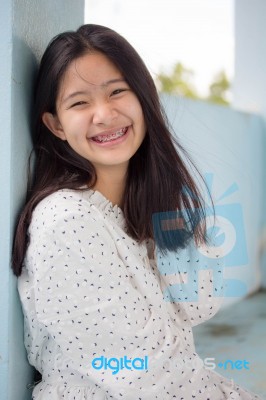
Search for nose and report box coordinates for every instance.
[92,101,118,125]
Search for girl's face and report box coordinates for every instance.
[42,52,146,174]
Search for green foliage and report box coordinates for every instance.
[156,62,231,106]
[206,70,230,105]
[157,63,199,100]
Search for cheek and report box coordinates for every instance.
[62,114,88,138]
[126,99,145,128]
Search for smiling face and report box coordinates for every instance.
[42,52,146,177]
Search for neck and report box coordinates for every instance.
[91,164,128,208]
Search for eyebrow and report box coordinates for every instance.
[61,78,127,104]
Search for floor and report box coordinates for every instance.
[193,289,266,399]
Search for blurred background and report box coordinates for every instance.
[85,0,234,105]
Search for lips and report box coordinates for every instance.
[91,127,128,143]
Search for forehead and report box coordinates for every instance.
[59,52,123,95]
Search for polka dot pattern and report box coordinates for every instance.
[18,189,262,399]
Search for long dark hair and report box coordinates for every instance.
[12,24,214,276]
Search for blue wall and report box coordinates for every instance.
[0,1,84,399]
[234,0,266,288]
[161,95,265,305]
[0,1,13,398]
[234,0,266,116]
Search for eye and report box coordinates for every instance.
[70,101,87,108]
[111,88,128,96]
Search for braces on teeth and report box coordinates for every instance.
[93,128,127,143]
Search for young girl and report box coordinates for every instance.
[12,24,262,400]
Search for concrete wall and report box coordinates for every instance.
[162,94,264,306]
[234,0,266,115]
[233,0,266,287]
[0,1,84,399]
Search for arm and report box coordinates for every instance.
[26,195,181,399]
[154,240,225,327]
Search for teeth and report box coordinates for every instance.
[92,128,127,143]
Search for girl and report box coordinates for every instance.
[12,24,262,400]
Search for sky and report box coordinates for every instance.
[84,0,234,97]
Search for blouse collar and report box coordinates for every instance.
[83,189,126,229]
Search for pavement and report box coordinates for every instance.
[193,289,266,399]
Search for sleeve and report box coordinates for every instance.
[154,239,225,327]
[27,202,178,399]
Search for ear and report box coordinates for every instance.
[42,112,66,141]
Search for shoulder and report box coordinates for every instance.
[24,189,117,278]
[29,189,102,234]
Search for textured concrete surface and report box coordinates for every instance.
[193,290,266,398]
